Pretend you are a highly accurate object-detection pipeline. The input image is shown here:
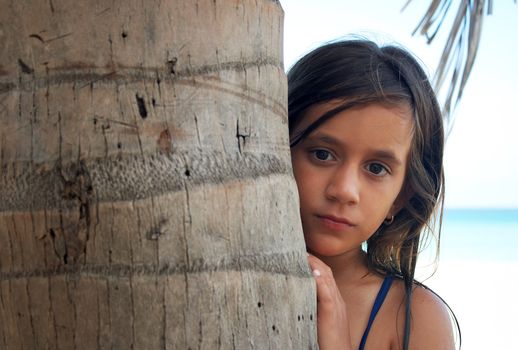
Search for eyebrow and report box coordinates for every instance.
[306,133,403,166]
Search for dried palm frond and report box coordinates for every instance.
[405,0,492,128]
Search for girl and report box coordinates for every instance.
[288,40,457,349]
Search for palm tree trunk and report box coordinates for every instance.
[0,0,317,348]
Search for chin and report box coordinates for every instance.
[305,240,349,258]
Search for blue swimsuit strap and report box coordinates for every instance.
[358,275,395,350]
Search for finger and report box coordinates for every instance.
[307,254,339,305]
[307,253,331,276]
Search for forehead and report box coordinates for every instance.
[296,100,413,133]
[296,101,414,155]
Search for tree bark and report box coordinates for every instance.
[0,0,317,349]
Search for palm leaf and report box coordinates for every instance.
[406,0,493,127]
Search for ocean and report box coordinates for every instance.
[416,209,518,350]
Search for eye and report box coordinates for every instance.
[366,162,389,176]
[311,149,334,162]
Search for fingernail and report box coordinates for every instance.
[312,269,321,277]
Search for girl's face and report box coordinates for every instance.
[290,102,414,257]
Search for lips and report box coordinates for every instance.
[317,215,356,231]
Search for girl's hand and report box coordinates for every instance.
[308,254,352,350]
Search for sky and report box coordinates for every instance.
[280,0,518,209]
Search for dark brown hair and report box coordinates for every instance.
[288,39,445,349]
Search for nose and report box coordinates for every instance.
[325,164,360,205]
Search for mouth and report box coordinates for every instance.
[316,215,356,230]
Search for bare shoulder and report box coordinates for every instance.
[408,283,456,349]
[382,279,456,349]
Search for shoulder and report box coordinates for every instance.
[380,278,456,349]
[407,283,457,349]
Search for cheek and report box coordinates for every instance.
[293,168,310,207]
[364,182,402,221]
[291,155,316,210]
[291,151,306,192]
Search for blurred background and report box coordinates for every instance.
[280,1,518,348]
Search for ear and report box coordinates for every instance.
[388,183,414,218]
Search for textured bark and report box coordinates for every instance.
[0,0,317,349]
